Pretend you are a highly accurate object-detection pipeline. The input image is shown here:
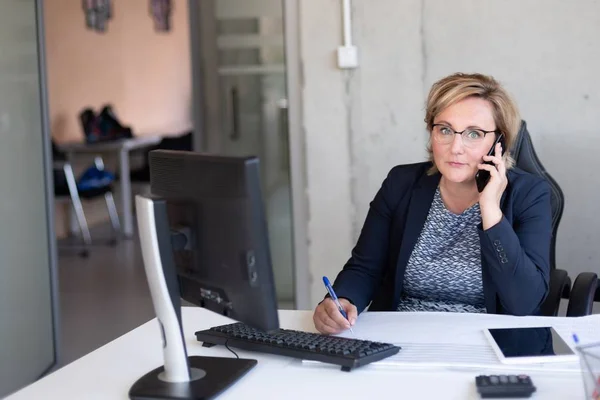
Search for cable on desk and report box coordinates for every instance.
[224,340,239,359]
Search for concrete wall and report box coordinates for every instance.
[299,0,354,305]
[300,0,600,306]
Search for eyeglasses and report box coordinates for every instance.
[431,124,498,148]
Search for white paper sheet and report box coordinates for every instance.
[302,312,600,372]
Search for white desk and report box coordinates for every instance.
[59,136,162,237]
[8,308,594,399]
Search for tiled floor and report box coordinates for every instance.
[57,225,155,367]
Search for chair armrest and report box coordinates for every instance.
[566,272,598,317]
[540,269,571,316]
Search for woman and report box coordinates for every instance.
[313,73,552,335]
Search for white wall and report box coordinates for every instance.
[299,0,600,306]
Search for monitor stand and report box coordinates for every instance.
[130,195,257,400]
[128,356,257,400]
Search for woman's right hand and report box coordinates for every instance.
[313,298,357,334]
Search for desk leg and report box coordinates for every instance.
[66,151,79,236]
[119,149,134,238]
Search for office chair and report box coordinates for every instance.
[511,121,570,316]
[53,142,120,257]
[566,272,598,316]
[512,121,598,316]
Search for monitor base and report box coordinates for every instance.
[129,355,257,400]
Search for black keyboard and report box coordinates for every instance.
[195,322,400,371]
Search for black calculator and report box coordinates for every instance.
[475,374,536,398]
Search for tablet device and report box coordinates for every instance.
[484,327,578,364]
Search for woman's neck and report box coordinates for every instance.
[439,177,480,214]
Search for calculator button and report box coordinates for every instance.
[499,375,508,384]
[508,375,519,384]
[489,375,499,385]
[518,375,531,383]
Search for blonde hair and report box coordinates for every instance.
[424,73,520,175]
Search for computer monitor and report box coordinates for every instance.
[129,150,281,400]
[149,149,280,332]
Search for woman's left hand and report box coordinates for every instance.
[478,142,507,229]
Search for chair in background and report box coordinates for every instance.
[53,142,121,257]
[511,121,598,316]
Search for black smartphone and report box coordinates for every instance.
[475,133,505,193]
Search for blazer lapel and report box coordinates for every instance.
[392,172,441,307]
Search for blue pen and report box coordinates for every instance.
[323,276,354,333]
[573,333,579,344]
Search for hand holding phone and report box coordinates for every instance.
[475,133,505,193]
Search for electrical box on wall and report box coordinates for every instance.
[338,0,358,69]
[337,45,358,69]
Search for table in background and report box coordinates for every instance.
[58,136,162,237]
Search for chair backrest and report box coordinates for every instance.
[511,120,564,270]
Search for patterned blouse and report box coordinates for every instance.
[396,187,486,313]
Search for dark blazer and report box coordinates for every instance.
[332,161,552,316]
